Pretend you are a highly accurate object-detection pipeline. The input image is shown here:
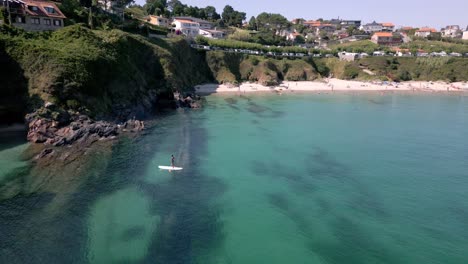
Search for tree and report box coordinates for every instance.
[167,0,184,16]
[295,35,305,44]
[248,16,257,30]
[145,0,166,15]
[116,0,134,8]
[222,5,245,27]
[346,25,356,36]
[256,13,290,34]
[319,31,329,40]
[293,24,306,34]
[204,6,220,21]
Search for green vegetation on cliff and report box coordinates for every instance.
[0,25,212,122]
[330,40,468,55]
[400,40,468,54]
[205,51,324,85]
[322,57,468,82]
[329,40,380,54]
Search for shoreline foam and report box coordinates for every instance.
[195,79,468,94]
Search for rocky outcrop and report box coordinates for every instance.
[27,115,118,146]
[26,105,145,147]
[176,93,203,109]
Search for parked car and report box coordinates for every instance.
[373,51,385,56]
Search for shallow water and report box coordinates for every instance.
[1,93,468,263]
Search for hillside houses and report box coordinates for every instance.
[371,32,403,46]
[174,16,212,30]
[328,19,361,29]
[304,20,336,32]
[415,27,438,38]
[360,21,395,33]
[1,0,66,31]
[172,18,201,37]
[169,17,228,38]
[147,15,170,27]
[199,29,225,39]
[360,21,383,33]
[441,25,462,38]
[381,23,395,32]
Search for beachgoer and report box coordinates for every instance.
[171,155,175,167]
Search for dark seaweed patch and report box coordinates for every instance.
[316,198,331,214]
[306,148,349,180]
[224,98,238,105]
[351,186,390,219]
[238,95,252,101]
[251,161,316,194]
[250,161,269,175]
[247,101,269,113]
[306,148,389,219]
[267,192,312,235]
[227,105,240,111]
[245,101,285,118]
[268,192,290,212]
[311,216,398,264]
[121,226,146,242]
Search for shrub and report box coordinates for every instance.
[195,35,208,45]
[398,70,412,81]
[343,64,360,79]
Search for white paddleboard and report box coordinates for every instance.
[158,166,183,171]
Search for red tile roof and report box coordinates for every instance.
[373,32,393,37]
[417,27,437,33]
[175,19,199,24]
[382,23,395,27]
[304,20,322,27]
[23,0,66,19]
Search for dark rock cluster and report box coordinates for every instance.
[26,104,144,146]
[176,93,204,109]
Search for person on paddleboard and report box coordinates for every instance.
[171,155,175,167]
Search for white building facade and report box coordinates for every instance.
[173,19,200,37]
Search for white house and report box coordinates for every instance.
[415,27,437,38]
[381,23,395,32]
[463,31,468,40]
[441,25,462,38]
[360,21,383,33]
[199,29,225,39]
[173,18,200,37]
[173,16,212,30]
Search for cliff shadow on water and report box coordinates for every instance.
[0,46,28,125]
[0,110,227,263]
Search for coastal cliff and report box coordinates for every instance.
[0,25,213,145]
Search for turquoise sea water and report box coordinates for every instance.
[1,93,468,263]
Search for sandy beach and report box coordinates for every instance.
[195,79,468,94]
